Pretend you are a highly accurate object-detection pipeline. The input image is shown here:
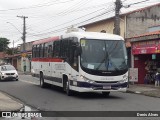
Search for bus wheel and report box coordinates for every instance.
[66,80,72,96]
[40,73,46,88]
[102,92,110,96]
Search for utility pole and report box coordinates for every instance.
[12,40,14,55]
[17,15,28,73]
[113,0,122,35]
[17,16,28,52]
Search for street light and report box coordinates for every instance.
[6,22,22,34]
[6,21,27,73]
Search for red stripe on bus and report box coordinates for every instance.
[32,58,63,62]
[32,36,59,45]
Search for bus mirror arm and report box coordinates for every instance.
[76,46,82,56]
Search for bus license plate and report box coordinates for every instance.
[103,86,111,90]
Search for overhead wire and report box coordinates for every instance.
[31,7,107,34]
[27,1,114,32]
[27,7,115,37]
[0,0,76,12]
[26,2,114,29]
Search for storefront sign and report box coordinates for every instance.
[132,40,160,55]
[129,68,138,82]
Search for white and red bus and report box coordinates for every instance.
[31,32,128,96]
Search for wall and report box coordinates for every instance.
[84,16,126,38]
[18,42,32,72]
[126,5,160,38]
[17,57,21,71]
[21,57,31,72]
[19,42,33,52]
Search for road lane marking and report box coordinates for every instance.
[19,79,39,85]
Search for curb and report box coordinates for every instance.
[0,91,24,112]
[126,90,160,98]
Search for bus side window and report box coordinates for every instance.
[52,42,54,57]
[32,45,35,58]
[44,43,48,58]
[39,44,42,58]
[40,44,44,58]
[43,43,45,58]
[36,45,40,58]
[48,45,52,58]
[53,41,60,57]
[61,39,68,58]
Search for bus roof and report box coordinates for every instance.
[32,36,59,45]
[62,32,124,41]
[32,32,124,45]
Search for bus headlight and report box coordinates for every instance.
[0,72,5,75]
[118,75,128,83]
[80,75,95,84]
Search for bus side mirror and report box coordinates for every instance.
[76,46,82,56]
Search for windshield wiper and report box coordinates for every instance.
[95,41,120,71]
[95,58,106,70]
[107,58,120,71]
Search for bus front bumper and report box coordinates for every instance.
[69,81,128,92]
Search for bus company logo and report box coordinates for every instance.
[2,112,12,118]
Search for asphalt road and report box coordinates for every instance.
[0,75,160,120]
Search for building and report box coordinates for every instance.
[4,42,32,72]
[127,26,160,84]
[81,3,160,68]
[0,52,5,64]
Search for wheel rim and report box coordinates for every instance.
[40,74,43,86]
[66,81,69,93]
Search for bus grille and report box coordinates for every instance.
[95,81,118,84]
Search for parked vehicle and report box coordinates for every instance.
[0,64,19,81]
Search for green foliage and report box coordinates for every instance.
[5,48,13,55]
[0,37,10,52]
[5,47,18,55]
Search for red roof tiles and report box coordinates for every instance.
[132,30,160,39]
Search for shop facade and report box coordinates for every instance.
[130,31,160,84]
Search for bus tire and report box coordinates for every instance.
[40,73,46,88]
[102,92,110,96]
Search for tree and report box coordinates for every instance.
[0,37,10,52]
[5,47,18,55]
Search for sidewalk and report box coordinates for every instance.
[127,84,160,98]
[0,92,23,111]
[18,71,31,75]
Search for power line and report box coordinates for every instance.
[26,2,114,29]
[27,2,114,34]
[123,0,150,8]
[32,8,106,34]
[0,0,76,12]
[27,8,115,37]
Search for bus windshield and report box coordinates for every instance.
[80,39,128,74]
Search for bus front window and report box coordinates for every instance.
[80,39,128,75]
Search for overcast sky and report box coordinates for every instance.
[0,0,159,47]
